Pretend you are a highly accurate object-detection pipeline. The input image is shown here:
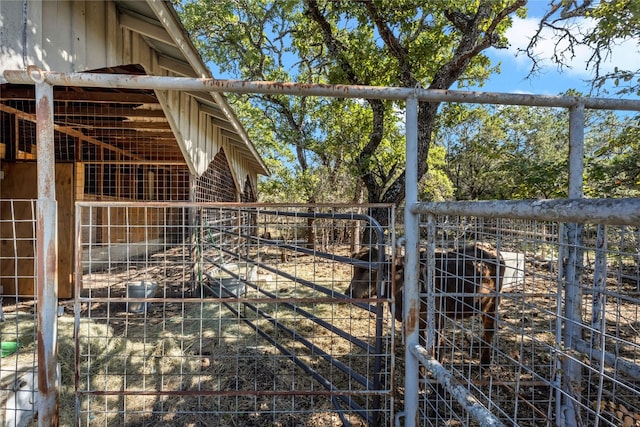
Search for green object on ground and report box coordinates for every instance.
[1,341,19,357]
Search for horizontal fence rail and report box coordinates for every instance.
[412,198,640,226]
[4,69,640,111]
[4,67,640,426]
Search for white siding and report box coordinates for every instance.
[0,1,120,75]
[0,0,262,184]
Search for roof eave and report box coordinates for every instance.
[146,0,270,177]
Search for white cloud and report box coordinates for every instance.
[497,17,640,79]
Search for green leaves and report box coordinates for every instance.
[584,113,640,198]
[174,0,526,207]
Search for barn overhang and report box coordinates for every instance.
[0,67,267,186]
[120,0,269,181]
[0,0,269,190]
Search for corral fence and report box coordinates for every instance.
[74,203,395,426]
[1,68,640,426]
[408,200,640,427]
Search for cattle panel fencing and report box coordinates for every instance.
[73,202,396,427]
[403,199,640,427]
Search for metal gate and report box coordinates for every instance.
[405,200,640,426]
[74,203,395,426]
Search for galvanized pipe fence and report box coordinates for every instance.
[71,202,396,426]
[3,67,640,426]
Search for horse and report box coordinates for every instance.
[345,243,505,368]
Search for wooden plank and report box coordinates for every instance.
[57,119,171,130]
[135,31,152,71]
[78,160,186,165]
[191,96,200,157]
[72,0,87,71]
[106,0,117,66]
[86,0,107,69]
[53,106,166,117]
[119,11,175,46]
[131,32,141,67]
[158,55,196,77]
[1,87,159,104]
[0,195,36,296]
[56,163,75,298]
[122,26,132,64]
[0,163,73,297]
[76,162,85,201]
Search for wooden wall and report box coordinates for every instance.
[0,163,74,298]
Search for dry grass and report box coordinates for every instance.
[1,248,639,426]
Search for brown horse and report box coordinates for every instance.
[345,243,505,367]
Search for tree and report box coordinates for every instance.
[174,1,360,204]
[438,101,640,200]
[303,0,526,224]
[418,144,454,202]
[439,103,570,200]
[439,104,511,200]
[585,113,640,198]
[525,0,640,95]
[175,0,528,224]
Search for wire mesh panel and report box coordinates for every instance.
[74,202,395,427]
[412,212,640,427]
[0,199,39,425]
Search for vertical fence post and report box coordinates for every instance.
[591,224,608,424]
[425,214,436,360]
[562,103,585,426]
[590,225,607,350]
[403,95,420,427]
[31,68,60,426]
[189,177,199,293]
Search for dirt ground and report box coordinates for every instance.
[1,245,639,427]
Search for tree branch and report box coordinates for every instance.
[362,1,416,86]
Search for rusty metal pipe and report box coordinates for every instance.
[410,344,506,427]
[412,197,640,226]
[33,70,60,426]
[403,95,420,427]
[4,69,640,111]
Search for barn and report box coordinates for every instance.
[2,2,640,427]
[0,0,269,298]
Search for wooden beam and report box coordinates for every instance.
[53,106,166,117]
[198,109,238,133]
[221,129,247,145]
[105,134,177,141]
[0,103,35,122]
[183,90,218,106]
[0,103,177,162]
[92,129,176,138]
[119,11,175,46]
[1,87,158,104]
[199,103,229,121]
[158,55,196,77]
[80,160,186,165]
[58,119,171,130]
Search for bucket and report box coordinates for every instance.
[126,281,157,314]
[1,341,19,357]
[210,277,247,298]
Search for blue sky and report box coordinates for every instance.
[204,2,638,100]
[466,2,640,98]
